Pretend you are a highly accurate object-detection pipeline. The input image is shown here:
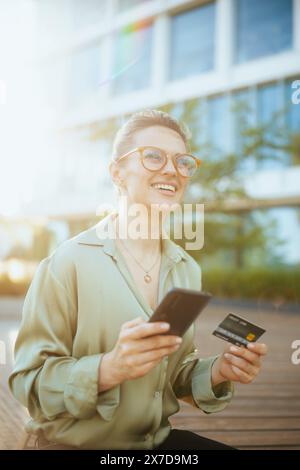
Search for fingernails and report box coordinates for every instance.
[175,337,182,344]
[224,353,231,359]
[160,323,170,329]
[230,346,239,353]
[247,343,255,349]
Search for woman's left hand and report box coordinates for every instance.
[211,342,268,386]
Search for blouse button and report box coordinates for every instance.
[154,391,161,398]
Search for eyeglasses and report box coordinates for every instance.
[116,146,201,178]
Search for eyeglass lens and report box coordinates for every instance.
[142,148,197,177]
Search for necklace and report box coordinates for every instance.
[117,237,161,283]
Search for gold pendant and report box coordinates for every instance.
[144,274,152,283]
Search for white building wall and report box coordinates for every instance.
[28,0,300,221]
[41,0,300,128]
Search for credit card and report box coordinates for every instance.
[212,313,266,347]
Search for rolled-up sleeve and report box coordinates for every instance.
[172,325,234,414]
[191,355,234,413]
[8,254,120,422]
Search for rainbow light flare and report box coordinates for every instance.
[99,19,152,88]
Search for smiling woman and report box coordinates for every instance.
[109,109,194,200]
[108,110,199,298]
[9,108,259,451]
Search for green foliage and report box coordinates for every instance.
[85,96,299,272]
[1,265,299,302]
[202,266,300,304]
[165,98,299,269]
[172,210,285,269]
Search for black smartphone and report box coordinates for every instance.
[148,287,212,337]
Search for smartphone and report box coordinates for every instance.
[148,287,212,337]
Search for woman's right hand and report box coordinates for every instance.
[98,316,182,391]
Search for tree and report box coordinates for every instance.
[160,97,299,268]
[85,97,299,269]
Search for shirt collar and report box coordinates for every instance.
[77,211,188,264]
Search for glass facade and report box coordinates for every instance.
[37,0,297,104]
[207,95,231,156]
[69,43,102,103]
[286,79,300,133]
[112,22,153,95]
[231,89,257,172]
[33,0,298,268]
[185,78,298,171]
[264,208,300,265]
[118,0,151,12]
[257,82,289,169]
[236,0,293,63]
[57,0,297,102]
[170,2,216,81]
[70,0,107,30]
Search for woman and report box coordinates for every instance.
[9,109,267,450]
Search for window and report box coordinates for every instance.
[118,0,151,12]
[36,0,70,45]
[257,83,289,168]
[236,0,293,63]
[207,95,231,157]
[286,79,300,133]
[232,89,257,172]
[70,0,107,30]
[285,79,300,166]
[264,208,300,265]
[112,22,153,95]
[179,80,298,171]
[69,43,102,104]
[39,59,66,109]
[170,3,216,81]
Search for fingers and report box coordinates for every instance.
[122,316,144,329]
[120,318,182,364]
[227,342,268,366]
[124,320,171,340]
[224,352,259,379]
[135,357,167,377]
[227,345,261,367]
[138,335,182,352]
[121,334,182,357]
[230,365,253,384]
[127,343,181,366]
[247,342,268,356]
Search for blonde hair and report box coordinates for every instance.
[111,108,191,161]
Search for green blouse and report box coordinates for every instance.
[9,212,233,450]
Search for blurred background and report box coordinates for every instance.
[0,0,300,450]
